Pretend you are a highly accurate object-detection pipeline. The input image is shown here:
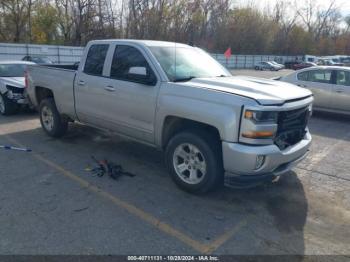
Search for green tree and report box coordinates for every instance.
[32,1,59,44]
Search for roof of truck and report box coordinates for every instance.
[89,39,191,48]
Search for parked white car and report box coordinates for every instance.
[0,61,35,115]
[279,66,350,115]
[270,61,285,70]
[254,61,280,71]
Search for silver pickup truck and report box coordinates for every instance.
[26,39,313,193]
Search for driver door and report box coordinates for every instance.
[102,44,160,144]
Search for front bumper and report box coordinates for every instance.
[6,91,28,105]
[222,131,312,184]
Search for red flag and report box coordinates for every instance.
[224,47,232,59]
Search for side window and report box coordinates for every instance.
[336,71,350,86]
[110,45,156,84]
[297,71,309,81]
[83,44,109,76]
[308,70,332,84]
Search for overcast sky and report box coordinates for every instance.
[235,0,350,16]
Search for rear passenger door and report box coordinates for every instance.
[74,44,112,127]
[296,69,334,109]
[330,70,350,112]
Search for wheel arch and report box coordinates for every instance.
[160,116,222,150]
[35,86,54,107]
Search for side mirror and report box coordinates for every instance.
[128,67,147,76]
[128,66,156,86]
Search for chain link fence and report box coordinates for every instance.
[0,43,83,64]
[0,42,303,68]
[211,54,303,69]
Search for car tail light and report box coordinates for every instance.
[24,71,29,88]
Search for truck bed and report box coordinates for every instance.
[27,64,77,118]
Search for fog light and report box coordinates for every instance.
[255,155,265,170]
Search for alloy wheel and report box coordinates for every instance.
[172,143,207,185]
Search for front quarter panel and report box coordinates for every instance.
[155,83,257,147]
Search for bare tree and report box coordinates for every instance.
[0,0,348,55]
[1,0,30,42]
[297,0,340,40]
[345,15,350,33]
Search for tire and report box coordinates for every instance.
[165,130,223,193]
[0,93,19,116]
[39,98,68,137]
[254,66,259,70]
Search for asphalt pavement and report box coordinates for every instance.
[0,70,349,257]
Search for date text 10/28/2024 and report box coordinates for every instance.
[127,256,219,261]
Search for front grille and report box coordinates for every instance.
[274,106,310,150]
[6,85,24,94]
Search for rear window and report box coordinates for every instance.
[297,71,309,81]
[308,70,332,84]
[84,44,109,76]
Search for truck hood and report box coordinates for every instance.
[0,77,25,88]
[179,76,312,105]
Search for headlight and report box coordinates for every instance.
[244,110,278,123]
[240,109,278,142]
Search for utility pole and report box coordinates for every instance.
[28,0,33,43]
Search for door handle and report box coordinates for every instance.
[104,85,116,92]
[335,89,344,93]
[297,84,307,88]
[78,80,85,86]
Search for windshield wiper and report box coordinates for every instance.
[173,76,197,82]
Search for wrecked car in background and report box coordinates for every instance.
[0,61,35,115]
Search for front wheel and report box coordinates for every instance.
[39,98,68,137]
[165,131,223,193]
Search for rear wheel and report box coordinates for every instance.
[0,93,19,116]
[39,98,68,137]
[165,131,223,193]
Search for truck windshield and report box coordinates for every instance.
[0,64,26,77]
[149,46,231,82]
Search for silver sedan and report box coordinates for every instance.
[279,66,350,115]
